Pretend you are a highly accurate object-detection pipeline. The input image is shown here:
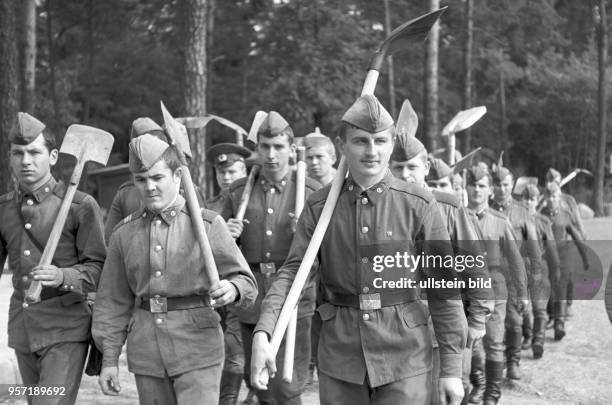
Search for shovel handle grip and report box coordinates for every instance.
[361,70,380,96]
[236,165,260,221]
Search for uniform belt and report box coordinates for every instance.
[140,294,211,313]
[325,290,414,310]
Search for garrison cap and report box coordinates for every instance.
[546,168,562,183]
[466,165,491,185]
[207,143,251,169]
[426,158,452,181]
[390,133,425,163]
[304,129,336,158]
[130,117,166,141]
[491,165,512,184]
[544,181,561,196]
[342,94,394,133]
[9,112,46,145]
[522,184,540,199]
[258,111,293,139]
[129,134,170,173]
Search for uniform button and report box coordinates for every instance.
[154,245,162,252]
[155,271,162,277]
[24,223,31,230]
[376,187,382,193]
[70,285,74,290]
[63,284,69,289]
[44,187,50,192]
[270,188,276,194]
[266,230,272,236]
[26,199,34,206]
[362,313,370,321]
[155,318,163,325]
[142,212,147,218]
[22,275,29,282]
[361,197,368,205]
[281,180,286,186]
[265,252,271,258]
[155,220,162,225]
[361,257,368,264]
[267,208,274,214]
[23,250,31,257]
[348,185,354,191]
[22,302,29,309]
[261,180,265,185]
[362,286,369,293]
[361,226,369,234]
[170,210,176,217]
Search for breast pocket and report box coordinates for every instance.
[401,302,429,328]
[190,307,221,329]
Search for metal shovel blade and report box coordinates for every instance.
[442,106,487,137]
[246,111,269,144]
[161,101,192,159]
[383,7,448,54]
[396,99,419,139]
[60,124,114,166]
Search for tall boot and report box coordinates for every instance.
[532,316,545,359]
[219,371,243,405]
[553,300,567,341]
[467,347,486,404]
[505,330,523,380]
[483,361,504,405]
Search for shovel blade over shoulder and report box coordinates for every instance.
[60,124,114,166]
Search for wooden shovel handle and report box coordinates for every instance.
[236,165,260,222]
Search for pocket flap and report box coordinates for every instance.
[60,292,84,307]
[190,307,220,328]
[316,303,337,321]
[402,302,429,328]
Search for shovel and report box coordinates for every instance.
[26,125,114,304]
[441,106,487,164]
[176,114,248,146]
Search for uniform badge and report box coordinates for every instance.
[149,296,168,313]
[359,293,382,310]
[260,262,276,276]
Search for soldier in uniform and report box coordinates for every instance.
[251,95,467,405]
[520,184,560,358]
[540,182,590,341]
[92,134,257,404]
[221,111,321,404]
[207,142,252,405]
[489,165,543,380]
[304,131,337,187]
[0,112,106,404]
[465,165,528,405]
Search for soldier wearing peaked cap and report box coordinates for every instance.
[92,134,257,404]
[206,143,251,214]
[251,95,467,405]
[221,111,321,404]
[390,132,494,405]
[0,112,106,405]
[464,165,528,405]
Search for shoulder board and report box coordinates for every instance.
[52,181,87,203]
[113,209,144,233]
[0,191,15,204]
[432,190,460,208]
[199,207,219,224]
[118,180,134,190]
[389,179,434,203]
[228,177,248,193]
[308,183,332,205]
[486,207,508,220]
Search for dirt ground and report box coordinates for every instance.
[1,218,612,405]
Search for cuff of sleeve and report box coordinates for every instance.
[467,314,487,330]
[439,352,464,378]
[228,277,251,309]
[102,349,120,368]
[254,319,275,338]
[59,268,83,296]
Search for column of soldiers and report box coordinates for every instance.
[0,94,589,405]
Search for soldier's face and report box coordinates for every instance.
[427,176,453,193]
[467,177,491,206]
[257,135,294,179]
[339,128,394,182]
[216,161,246,191]
[522,195,539,214]
[9,134,58,190]
[546,191,561,211]
[133,159,181,212]
[306,146,335,180]
[493,174,513,201]
[389,155,429,185]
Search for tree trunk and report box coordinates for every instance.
[499,50,507,155]
[462,0,474,153]
[46,0,60,134]
[0,0,19,193]
[19,0,36,113]
[180,0,208,194]
[384,0,397,118]
[594,0,608,216]
[423,0,440,151]
[82,0,95,123]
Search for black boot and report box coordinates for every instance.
[468,349,486,404]
[554,319,566,341]
[532,316,545,359]
[505,331,523,380]
[483,361,504,405]
[219,371,243,405]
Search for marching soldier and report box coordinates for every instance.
[206,143,251,213]
[304,131,337,187]
[0,112,106,404]
[465,165,528,405]
[520,184,560,358]
[221,111,321,404]
[252,95,467,405]
[92,134,257,404]
[489,165,543,380]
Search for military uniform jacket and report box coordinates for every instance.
[471,207,528,301]
[533,213,560,286]
[206,189,229,214]
[561,193,587,239]
[432,190,493,331]
[92,196,257,378]
[541,206,590,267]
[0,177,106,352]
[256,172,467,387]
[221,171,321,324]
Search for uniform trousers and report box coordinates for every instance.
[319,369,431,405]
[473,298,507,364]
[134,362,222,405]
[241,316,312,405]
[15,341,88,405]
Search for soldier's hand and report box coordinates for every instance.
[251,331,276,390]
[438,377,464,405]
[466,326,486,348]
[518,299,530,313]
[31,265,64,288]
[98,366,121,396]
[209,279,239,307]
[227,218,245,239]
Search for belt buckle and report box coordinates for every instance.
[359,293,381,310]
[149,297,168,313]
[260,262,276,276]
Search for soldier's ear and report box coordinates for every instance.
[49,149,59,166]
[173,167,182,183]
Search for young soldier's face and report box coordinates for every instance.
[467,177,492,206]
[390,155,429,185]
[133,159,181,212]
[427,176,453,193]
[9,134,58,190]
[522,195,539,214]
[546,190,561,211]
[257,134,294,179]
[216,161,246,191]
[493,174,513,201]
[306,146,335,180]
[339,128,393,181]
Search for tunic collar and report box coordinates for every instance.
[18,177,56,203]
